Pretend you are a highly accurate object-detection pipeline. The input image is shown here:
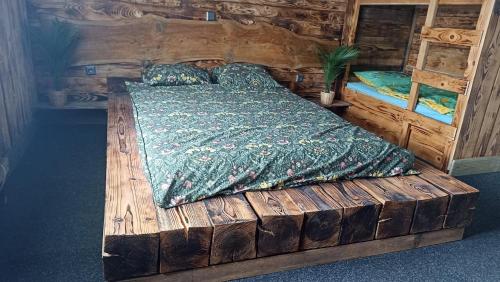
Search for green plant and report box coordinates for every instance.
[318,45,359,93]
[31,19,80,91]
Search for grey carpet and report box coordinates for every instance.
[0,119,499,282]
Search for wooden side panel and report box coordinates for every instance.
[454,7,500,159]
[103,95,159,281]
[245,190,304,257]
[204,195,257,265]
[406,125,452,170]
[285,186,343,250]
[321,182,381,244]
[157,202,213,273]
[0,0,36,176]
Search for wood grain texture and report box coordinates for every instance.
[0,0,36,179]
[411,68,468,94]
[129,228,465,282]
[245,190,304,257]
[156,201,213,273]
[355,178,417,239]
[386,176,449,233]
[320,182,381,244]
[454,5,500,159]
[415,160,479,228]
[103,94,159,281]
[421,26,481,46]
[405,5,481,75]
[27,0,346,104]
[204,194,257,265]
[285,186,343,250]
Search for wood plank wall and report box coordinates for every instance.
[0,0,37,187]
[454,4,500,159]
[354,5,415,71]
[405,5,481,76]
[27,0,349,103]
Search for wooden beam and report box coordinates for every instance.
[129,228,465,282]
[204,194,257,265]
[421,26,482,47]
[387,176,449,233]
[415,160,479,228]
[407,0,439,112]
[103,94,159,281]
[412,69,468,94]
[245,190,304,257]
[320,182,381,244]
[285,186,343,250]
[359,0,483,5]
[156,202,213,273]
[355,178,417,239]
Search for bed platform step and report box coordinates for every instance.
[411,69,468,94]
[104,94,480,281]
[421,26,482,47]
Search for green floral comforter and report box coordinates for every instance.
[127,82,415,208]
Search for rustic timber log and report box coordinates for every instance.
[156,201,213,273]
[285,186,343,250]
[204,194,258,265]
[320,182,381,244]
[245,190,304,257]
[415,160,479,228]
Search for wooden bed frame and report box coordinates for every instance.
[103,92,479,281]
[340,0,496,171]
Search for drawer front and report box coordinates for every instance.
[407,126,451,170]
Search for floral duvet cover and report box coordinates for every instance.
[127,82,415,208]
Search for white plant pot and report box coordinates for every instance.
[321,91,335,106]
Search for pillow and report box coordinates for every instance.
[143,64,210,86]
[212,63,281,89]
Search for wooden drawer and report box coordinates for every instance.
[407,126,451,170]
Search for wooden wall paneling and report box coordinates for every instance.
[354,5,415,69]
[0,0,36,186]
[453,3,500,159]
[27,0,347,104]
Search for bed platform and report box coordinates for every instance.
[103,93,479,281]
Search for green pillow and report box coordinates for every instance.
[143,64,210,86]
[212,63,281,89]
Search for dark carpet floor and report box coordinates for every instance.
[0,114,499,282]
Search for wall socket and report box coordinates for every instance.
[85,65,97,76]
[295,73,304,83]
[206,11,216,21]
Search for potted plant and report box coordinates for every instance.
[318,45,359,106]
[31,19,80,107]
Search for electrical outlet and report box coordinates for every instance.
[85,65,97,76]
[206,11,216,21]
[296,73,304,83]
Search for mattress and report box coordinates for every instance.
[347,82,453,124]
[127,82,415,208]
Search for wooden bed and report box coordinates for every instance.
[103,92,479,281]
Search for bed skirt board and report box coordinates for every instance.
[103,94,480,281]
[124,228,464,282]
[450,156,500,176]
